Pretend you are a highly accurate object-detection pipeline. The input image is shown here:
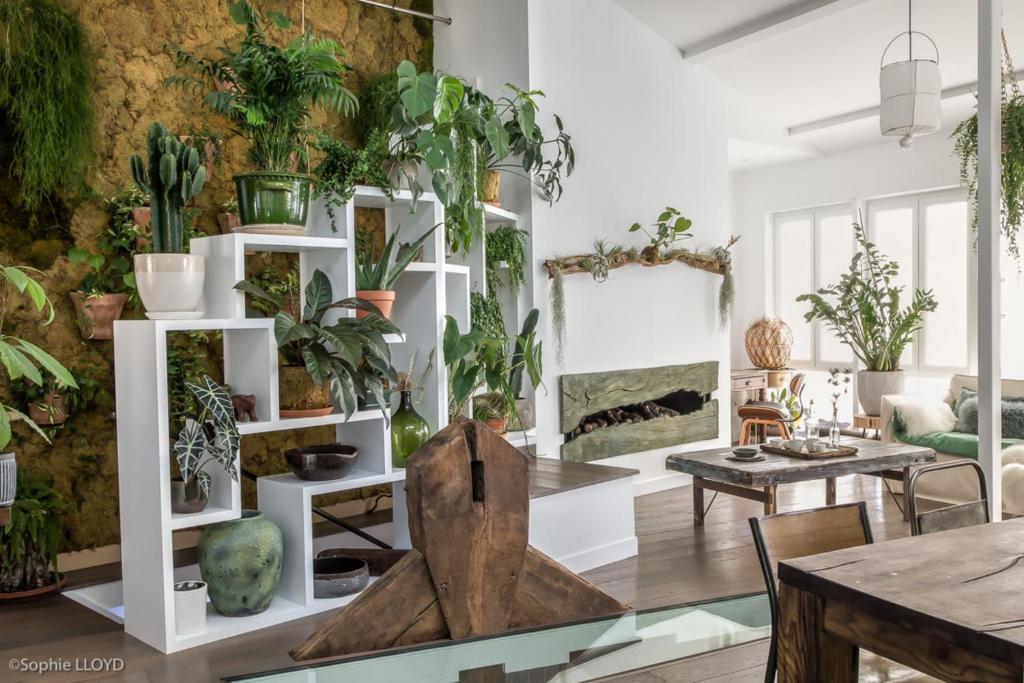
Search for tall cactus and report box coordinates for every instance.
[129,122,206,253]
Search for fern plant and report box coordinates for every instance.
[0,0,93,210]
[0,470,66,592]
[168,0,357,172]
[796,223,938,371]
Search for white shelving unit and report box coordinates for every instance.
[99,187,466,653]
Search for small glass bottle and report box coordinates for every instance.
[391,390,430,468]
[829,411,842,448]
[804,399,819,443]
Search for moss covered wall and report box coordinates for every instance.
[1,0,432,552]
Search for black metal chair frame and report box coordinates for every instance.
[748,501,873,683]
[906,459,990,536]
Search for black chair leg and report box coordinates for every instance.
[764,633,777,683]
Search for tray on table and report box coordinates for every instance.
[759,443,859,460]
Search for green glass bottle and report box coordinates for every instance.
[391,390,430,468]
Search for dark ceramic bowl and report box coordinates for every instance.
[313,556,369,599]
[731,447,759,459]
[284,444,358,481]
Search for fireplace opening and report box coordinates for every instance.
[566,388,710,440]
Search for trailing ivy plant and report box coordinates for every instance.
[173,376,240,500]
[313,130,395,230]
[0,0,93,211]
[485,225,528,297]
[797,223,937,371]
[0,470,67,593]
[952,96,1024,262]
[168,0,358,173]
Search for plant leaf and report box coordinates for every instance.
[16,340,76,389]
[174,418,206,482]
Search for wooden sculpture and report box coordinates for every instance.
[291,418,630,660]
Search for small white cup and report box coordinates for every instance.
[174,580,208,635]
[786,438,805,453]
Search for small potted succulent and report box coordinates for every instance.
[130,122,207,319]
[171,376,240,514]
[235,269,401,419]
[169,1,356,232]
[355,224,438,319]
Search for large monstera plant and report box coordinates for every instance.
[173,376,240,499]
[234,269,401,420]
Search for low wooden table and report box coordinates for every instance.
[852,413,882,440]
[778,518,1024,682]
[665,437,935,525]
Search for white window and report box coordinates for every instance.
[866,190,971,375]
[771,204,856,369]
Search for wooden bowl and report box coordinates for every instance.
[284,444,358,481]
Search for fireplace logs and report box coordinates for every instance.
[572,401,680,437]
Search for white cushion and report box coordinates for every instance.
[895,399,957,437]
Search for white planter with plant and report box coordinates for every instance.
[798,222,937,416]
[355,224,438,319]
[130,122,207,319]
[173,580,208,635]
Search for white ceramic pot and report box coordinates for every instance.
[0,452,15,507]
[174,580,208,635]
[856,370,905,416]
[134,254,205,316]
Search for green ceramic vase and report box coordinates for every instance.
[233,172,312,228]
[391,390,430,468]
[197,511,282,617]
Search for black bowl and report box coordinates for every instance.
[313,556,369,598]
[284,444,358,481]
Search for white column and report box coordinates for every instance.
[978,0,1003,519]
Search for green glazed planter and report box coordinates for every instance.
[197,510,283,617]
[391,390,430,468]
[233,172,312,228]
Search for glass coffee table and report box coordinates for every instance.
[231,594,770,682]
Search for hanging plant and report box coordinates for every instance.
[952,32,1024,262]
[485,225,528,297]
[0,0,93,211]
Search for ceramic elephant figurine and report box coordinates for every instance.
[231,394,258,422]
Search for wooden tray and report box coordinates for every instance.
[760,443,859,460]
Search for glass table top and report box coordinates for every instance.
[231,593,770,683]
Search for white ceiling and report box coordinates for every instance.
[615,0,1024,168]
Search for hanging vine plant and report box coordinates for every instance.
[0,0,93,211]
[952,31,1024,262]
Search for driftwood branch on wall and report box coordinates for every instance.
[543,248,731,279]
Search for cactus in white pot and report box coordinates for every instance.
[130,122,208,318]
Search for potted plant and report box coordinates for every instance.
[628,206,693,262]
[16,378,68,426]
[67,245,133,340]
[472,391,509,434]
[234,269,400,419]
[169,0,357,231]
[174,580,208,635]
[313,129,396,231]
[171,376,240,514]
[485,225,528,297]
[0,470,68,599]
[129,122,207,318]
[797,223,937,415]
[0,265,77,508]
[217,198,241,235]
[443,309,543,435]
[355,224,438,319]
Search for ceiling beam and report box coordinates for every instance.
[787,70,1024,136]
[681,0,875,63]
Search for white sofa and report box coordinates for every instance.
[880,374,1024,516]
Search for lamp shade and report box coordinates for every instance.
[879,30,941,147]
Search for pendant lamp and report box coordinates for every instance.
[880,0,941,148]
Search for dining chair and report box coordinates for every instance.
[906,459,990,536]
[738,373,805,445]
[750,502,938,682]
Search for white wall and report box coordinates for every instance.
[527,0,733,493]
[730,130,961,368]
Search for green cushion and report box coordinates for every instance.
[894,421,1024,459]
[952,388,1024,439]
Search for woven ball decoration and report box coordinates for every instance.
[745,317,793,370]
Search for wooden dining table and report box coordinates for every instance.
[777,518,1024,681]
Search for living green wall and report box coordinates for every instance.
[0,0,432,552]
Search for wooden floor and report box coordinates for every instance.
[0,473,911,682]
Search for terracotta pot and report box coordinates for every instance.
[217,212,241,234]
[0,574,66,602]
[484,417,508,434]
[28,392,68,426]
[355,290,396,319]
[278,364,332,416]
[69,292,128,340]
[481,169,501,206]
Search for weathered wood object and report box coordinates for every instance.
[291,419,629,661]
[543,248,731,280]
